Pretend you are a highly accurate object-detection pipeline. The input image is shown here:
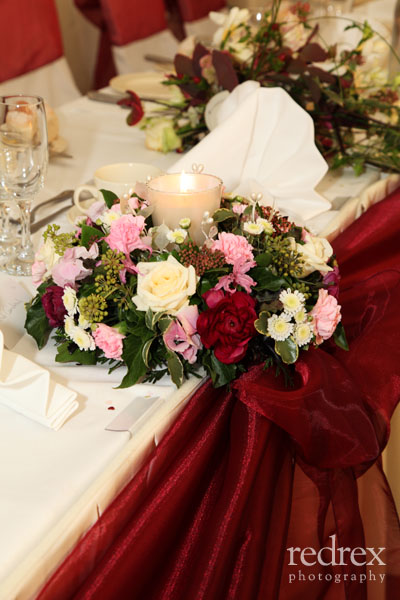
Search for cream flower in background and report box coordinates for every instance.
[256,217,274,235]
[267,313,293,341]
[297,233,333,276]
[132,256,197,314]
[144,117,182,153]
[210,7,253,63]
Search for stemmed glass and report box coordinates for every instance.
[0,95,48,276]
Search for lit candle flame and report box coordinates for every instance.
[180,170,192,193]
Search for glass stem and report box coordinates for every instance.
[17,198,34,261]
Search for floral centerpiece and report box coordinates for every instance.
[121,1,400,174]
[25,188,347,388]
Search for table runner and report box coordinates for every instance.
[36,186,400,598]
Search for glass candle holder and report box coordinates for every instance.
[147,172,222,245]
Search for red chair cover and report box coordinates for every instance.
[0,0,63,83]
[177,0,226,22]
[74,0,167,88]
[37,189,400,600]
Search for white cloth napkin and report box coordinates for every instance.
[0,330,78,430]
[171,81,330,224]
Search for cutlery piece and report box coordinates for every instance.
[31,189,74,222]
[144,54,174,65]
[87,91,129,106]
[31,200,73,234]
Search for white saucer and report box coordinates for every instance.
[109,72,175,101]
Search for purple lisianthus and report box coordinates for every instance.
[323,266,341,299]
[41,285,67,328]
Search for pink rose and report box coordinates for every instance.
[163,305,202,364]
[104,214,151,255]
[52,244,98,288]
[311,289,341,344]
[212,232,255,266]
[93,323,125,359]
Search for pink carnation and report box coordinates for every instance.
[104,215,150,255]
[311,289,341,344]
[93,323,125,359]
[163,305,202,364]
[52,244,98,288]
[212,232,255,266]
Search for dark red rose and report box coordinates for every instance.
[118,90,144,126]
[41,285,67,328]
[197,290,257,364]
[323,266,341,299]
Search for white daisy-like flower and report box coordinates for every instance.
[62,286,77,316]
[256,217,274,235]
[78,313,91,329]
[179,218,191,229]
[64,315,76,338]
[70,325,95,351]
[267,313,294,341]
[279,289,305,315]
[294,308,307,324]
[294,323,314,347]
[166,228,188,245]
[98,210,121,228]
[243,221,264,236]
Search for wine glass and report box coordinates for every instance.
[0,95,48,276]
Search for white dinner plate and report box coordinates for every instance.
[109,71,175,101]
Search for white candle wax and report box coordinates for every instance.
[147,172,222,245]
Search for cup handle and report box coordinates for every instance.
[73,185,99,214]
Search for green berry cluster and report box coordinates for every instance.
[43,224,75,255]
[291,281,311,300]
[266,236,304,277]
[79,294,108,323]
[95,249,125,295]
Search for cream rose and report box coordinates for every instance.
[132,256,197,314]
[296,233,333,277]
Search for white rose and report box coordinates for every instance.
[132,256,197,314]
[297,234,333,276]
[35,238,62,275]
[144,118,181,153]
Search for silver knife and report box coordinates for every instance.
[87,91,129,107]
[31,200,73,234]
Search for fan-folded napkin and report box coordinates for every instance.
[171,81,330,223]
[0,330,78,430]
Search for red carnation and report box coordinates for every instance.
[41,285,67,328]
[118,90,144,126]
[197,290,257,364]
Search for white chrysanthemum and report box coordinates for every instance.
[62,286,77,316]
[294,308,307,324]
[294,323,314,347]
[98,210,121,227]
[64,315,76,338]
[78,313,91,329]
[256,217,274,235]
[243,221,264,236]
[279,289,305,315]
[267,313,293,341]
[70,325,95,351]
[179,218,191,229]
[167,228,187,245]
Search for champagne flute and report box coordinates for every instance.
[0,95,48,276]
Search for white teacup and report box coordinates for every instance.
[73,162,164,215]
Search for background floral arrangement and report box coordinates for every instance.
[25,189,347,388]
[122,1,400,174]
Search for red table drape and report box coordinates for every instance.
[0,0,63,83]
[38,189,400,600]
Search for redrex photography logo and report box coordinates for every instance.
[287,534,386,585]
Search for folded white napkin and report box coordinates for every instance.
[0,330,78,430]
[171,81,330,224]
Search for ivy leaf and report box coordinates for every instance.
[142,337,156,367]
[24,296,52,350]
[254,311,269,335]
[255,252,272,267]
[333,323,349,351]
[118,335,148,388]
[145,309,166,331]
[55,342,97,365]
[275,338,299,365]
[81,224,102,249]
[212,208,236,222]
[100,189,119,209]
[167,351,184,388]
[158,317,173,334]
[250,267,287,291]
